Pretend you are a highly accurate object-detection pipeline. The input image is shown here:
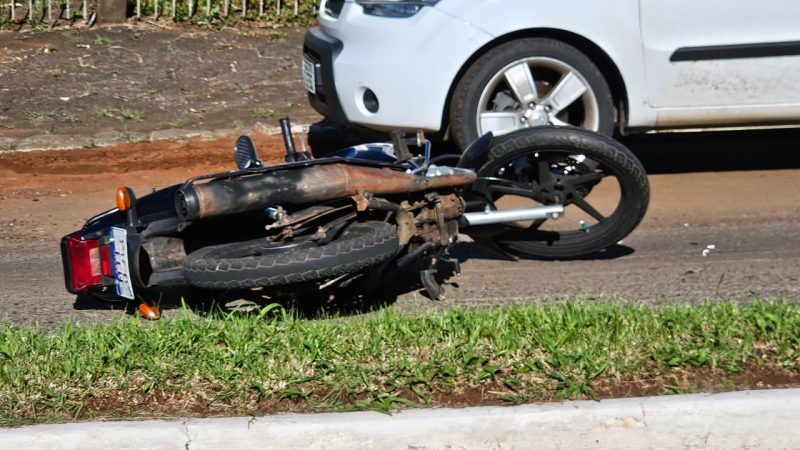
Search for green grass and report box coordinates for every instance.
[119,108,145,121]
[96,108,145,121]
[97,108,116,119]
[251,107,278,119]
[25,111,56,121]
[166,118,189,129]
[92,35,114,46]
[1,300,799,426]
[61,113,79,123]
[234,83,252,94]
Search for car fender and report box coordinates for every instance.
[437,0,657,128]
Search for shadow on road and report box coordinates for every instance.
[449,241,635,262]
[74,283,401,320]
[73,294,137,314]
[309,119,800,175]
[620,128,800,174]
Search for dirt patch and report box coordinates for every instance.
[37,365,800,425]
[0,132,289,246]
[0,25,319,146]
[0,133,280,191]
[592,364,800,398]
[0,131,287,188]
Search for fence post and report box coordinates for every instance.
[258,0,262,16]
[187,0,192,18]
[10,0,15,21]
[65,0,70,18]
[223,0,228,16]
[241,0,245,17]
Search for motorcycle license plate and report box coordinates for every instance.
[302,55,316,94]
[110,227,135,300]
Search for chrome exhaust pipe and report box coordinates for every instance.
[459,205,564,227]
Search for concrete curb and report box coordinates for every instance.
[0,122,313,153]
[3,388,800,449]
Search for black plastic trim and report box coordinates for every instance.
[60,234,75,293]
[671,41,800,62]
[324,0,344,17]
[303,27,348,124]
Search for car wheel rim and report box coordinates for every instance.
[476,57,600,136]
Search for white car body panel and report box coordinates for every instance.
[317,2,495,131]
[640,0,800,126]
[312,0,800,133]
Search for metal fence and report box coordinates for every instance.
[2,0,316,27]
[3,0,90,24]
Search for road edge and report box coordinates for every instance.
[2,388,799,449]
[0,122,313,153]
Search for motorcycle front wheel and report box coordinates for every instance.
[466,127,650,259]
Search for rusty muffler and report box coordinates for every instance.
[176,163,476,221]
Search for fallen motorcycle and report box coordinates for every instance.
[61,120,649,318]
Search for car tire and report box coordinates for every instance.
[450,38,614,150]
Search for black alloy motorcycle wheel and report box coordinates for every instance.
[468,126,649,259]
[182,221,399,289]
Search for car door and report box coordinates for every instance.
[639,0,800,127]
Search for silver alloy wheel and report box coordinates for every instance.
[476,57,601,136]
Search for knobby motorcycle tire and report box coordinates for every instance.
[471,126,650,259]
[182,221,399,290]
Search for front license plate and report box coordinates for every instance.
[110,227,135,300]
[302,55,316,94]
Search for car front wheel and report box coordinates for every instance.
[450,38,614,150]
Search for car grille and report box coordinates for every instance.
[324,0,344,17]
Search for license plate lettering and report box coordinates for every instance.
[110,227,135,300]
[302,56,317,94]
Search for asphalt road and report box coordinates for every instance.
[1,129,800,327]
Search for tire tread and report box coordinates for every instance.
[183,221,399,289]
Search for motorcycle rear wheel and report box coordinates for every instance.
[467,127,649,259]
[183,221,399,290]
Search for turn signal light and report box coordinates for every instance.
[138,302,161,320]
[116,187,132,212]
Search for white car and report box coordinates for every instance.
[302,0,800,148]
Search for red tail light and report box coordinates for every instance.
[100,244,112,276]
[63,232,104,293]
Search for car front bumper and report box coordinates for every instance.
[302,3,493,132]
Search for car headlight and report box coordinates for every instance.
[354,0,440,18]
